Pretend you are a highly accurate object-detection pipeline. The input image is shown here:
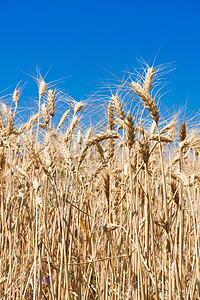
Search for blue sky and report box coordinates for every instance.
[0,0,200,120]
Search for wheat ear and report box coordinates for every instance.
[103,170,110,214]
[74,101,83,115]
[179,121,186,142]
[13,88,20,104]
[47,89,55,128]
[36,79,47,144]
[0,142,6,172]
[111,94,125,121]
[143,66,154,93]
[41,103,49,125]
[6,111,14,137]
[78,131,118,167]
[26,113,40,131]
[0,111,5,130]
[131,81,159,123]
[56,109,70,131]
[107,103,115,159]
[39,79,47,98]
[125,111,135,149]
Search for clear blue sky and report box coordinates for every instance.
[0,0,200,117]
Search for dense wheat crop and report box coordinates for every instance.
[0,65,200,299]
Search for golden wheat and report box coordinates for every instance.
[0,64,199,299]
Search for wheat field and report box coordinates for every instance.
[0,65,200,299]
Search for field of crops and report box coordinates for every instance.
[0,65,200,299]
